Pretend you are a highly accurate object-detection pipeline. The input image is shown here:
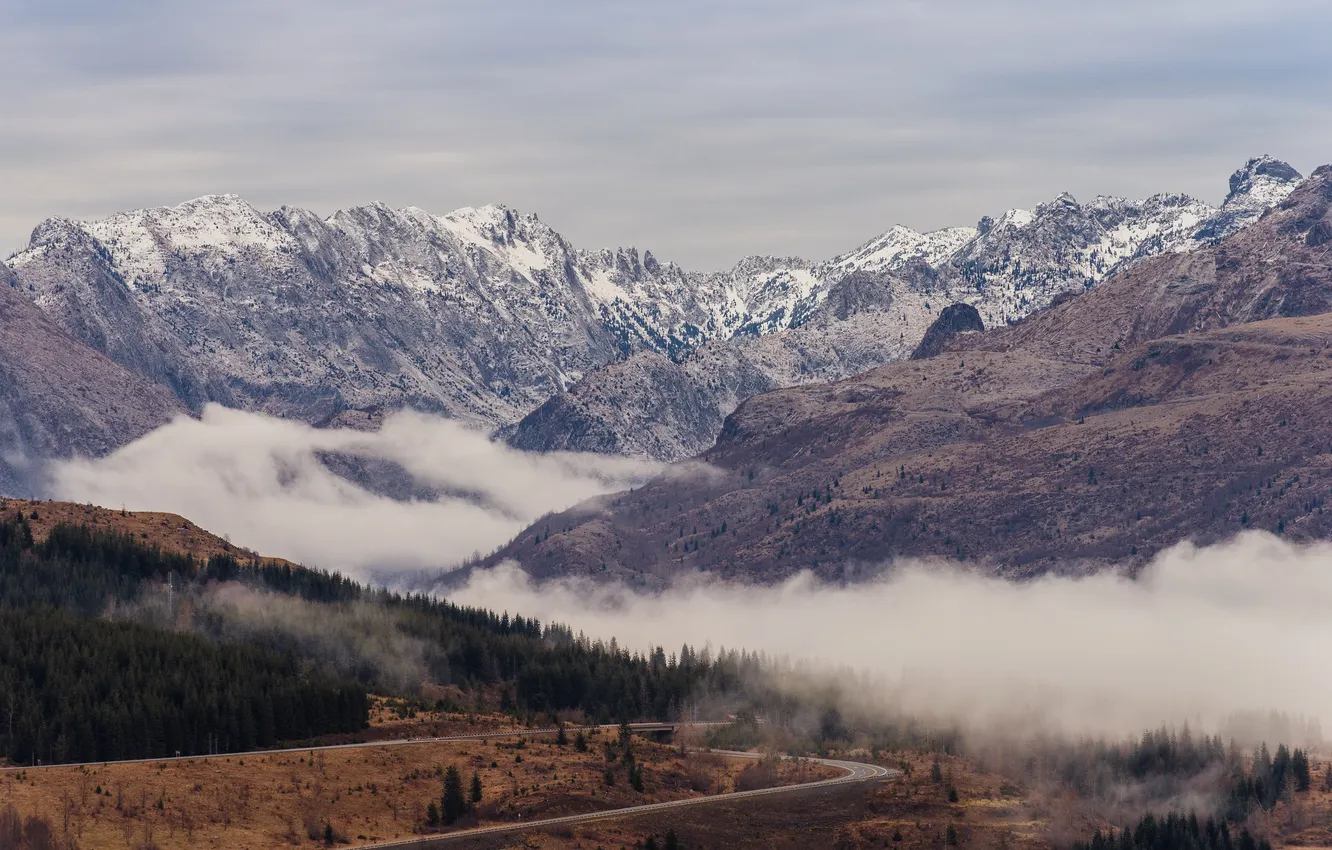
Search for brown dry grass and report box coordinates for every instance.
[0,728,801,849]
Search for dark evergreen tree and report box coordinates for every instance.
[442,766,466,825]
[0,608,365,764]
[1074,812,1271,850]
[1291,748,1310,792]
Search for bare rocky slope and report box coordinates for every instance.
[0,260,183,493]
[5,158,1300,464]
[479,166,1332,586]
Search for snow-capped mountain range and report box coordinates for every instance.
[3,156,1301,460]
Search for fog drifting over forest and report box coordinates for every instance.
[449,536,1332,740]
[50,405,1332,740]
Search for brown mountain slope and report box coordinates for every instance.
[0,263,184,493]
[947,165,1332,365]
[484,313,1332,585]
[0,497,293,566]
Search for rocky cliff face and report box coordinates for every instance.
[910,303,984,360]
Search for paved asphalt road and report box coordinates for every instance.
[1,722,896,845]
[361,748,896,848]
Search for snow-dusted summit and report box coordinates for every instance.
[4,156,1301,461]
[9,196,822,425]
[505,156,1305,459]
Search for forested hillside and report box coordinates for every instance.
[0,610,365,765]
[0,514,367,765]
[0,508,772,767]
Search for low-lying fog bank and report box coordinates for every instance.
[42,405,1331,744]
[448,533,1331,743]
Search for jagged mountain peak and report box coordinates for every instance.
[437,202,541,234]
[174,192,254,210]
[996,207,1035,229]
[828,223,978,275]
[25,215,91,249]
[5,155,1307,469]
[1226,155,1302,205]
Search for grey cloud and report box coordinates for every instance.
[3,0,1331,267]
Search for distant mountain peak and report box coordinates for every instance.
[1225,155,1302,206]
[5,156,1308,470]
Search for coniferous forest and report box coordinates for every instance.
[1075,813,1271,850]
[0,608,366,765]
[0,510,766,766]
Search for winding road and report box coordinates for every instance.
[359,740,895,848]
[1,722,896,846]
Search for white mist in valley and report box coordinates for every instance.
[452,535,1332,742]
[46,405,1332,742]
[50,404,661,574]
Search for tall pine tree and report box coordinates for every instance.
[442,766,467,825]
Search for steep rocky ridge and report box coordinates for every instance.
[6,158,1300,462]
[946,165,1332,365]
[480,166,1332,586]
[487,315,1332,587]
[503,157,1302,459]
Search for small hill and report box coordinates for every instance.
[0,497,291,567]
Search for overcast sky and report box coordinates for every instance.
[3,0,1330,269]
